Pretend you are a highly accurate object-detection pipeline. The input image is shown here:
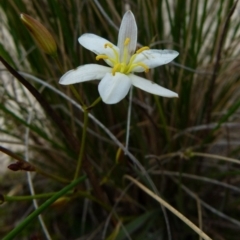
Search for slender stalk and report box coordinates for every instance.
[74,108,89,180]
[4,191,110,210]
[191,152,240,165]
[25,110,51,240]
[69,85,85,106]
[86,96,102,110]
[4,193,55,202]
[125,86,133,154]
[93,0,119,31]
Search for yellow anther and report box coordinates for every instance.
[104,43,113,48]
[96,55,108,61]
[112,63,121,76]
[137,63,149,72]
[136,46,150,54]
[124,38,130,46]
[128,62,149,73]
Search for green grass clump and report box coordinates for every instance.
[1,0,240,239]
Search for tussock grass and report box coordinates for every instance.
[1,0,240,239]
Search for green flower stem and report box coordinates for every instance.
[86,96,102,110]
[69,85,85,107]
[2,175,86,240]
[3,193,55,202]
[3,191,111,211]
[74,108,89,180]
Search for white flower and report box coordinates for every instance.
[60,10,179,104]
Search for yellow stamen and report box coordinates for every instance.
[101,39,151,75]
[104,43,113,48]
[137,63,149,72]
[103,43,119,63]
[127,62,149,74]
[96,55,108,61]
[136,46,150,54]
[112,63,121,76]
[122,38,131,64]
[127,53,138,67]
[124,38,130,46]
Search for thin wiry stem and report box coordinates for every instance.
[93,0,119,31]
[171,62,213,75]
[125,86,133,154]
[74,108,88,180]
[192,152,240,165]
[170,176,240,227]
[25,110,51,240]
[151,170,240,193]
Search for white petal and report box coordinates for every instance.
[117,11,137,62]
[79,34,119,67]
[59,64,111,85]
[130,74,178,98]
[132,49,179,72]
[98,72,131,104]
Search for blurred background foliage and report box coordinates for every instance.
[1,0,240,239]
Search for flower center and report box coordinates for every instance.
[96,38,150,76]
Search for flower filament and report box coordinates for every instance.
[96,38,150,75]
